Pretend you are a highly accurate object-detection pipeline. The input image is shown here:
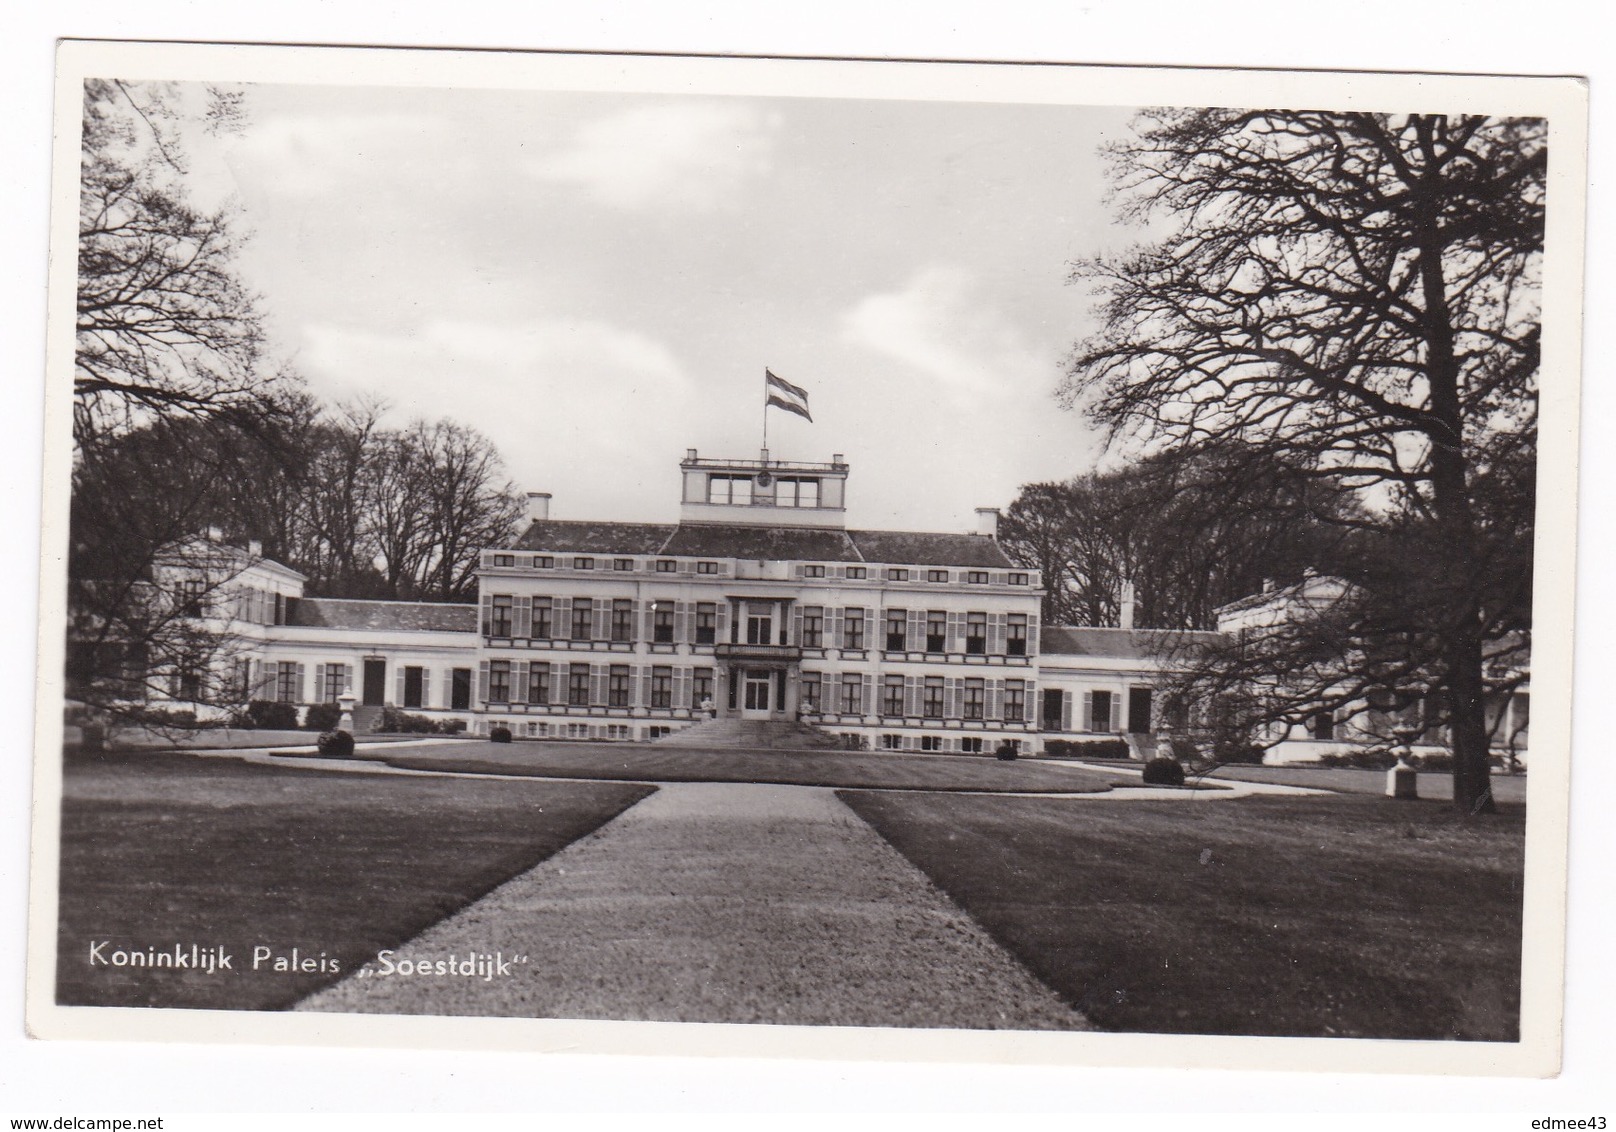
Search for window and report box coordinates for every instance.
[927,569,948,583]
[920,735,942,752]
[324,664,350,703]
[528,663,549,706]
[707,474,753,505]
[532,597,553,639]
[1311,710,1335,741]
[607,724,632,740]
[177,664,202,701]
[967,571,989,584]
[611,599,634,643]
[653,602,674,644]
[926,611,946,653]
[490,595,513,637]
[1090,690,1113,732]
[843,609,865,650]
[403,666,424,708]
[802,606,824,648]
[276,664,299,704]
[841,674,863,714]
[885,609,907,652]
[693,667,714,706]
[695,603,716,644]
[273,592,286,626]
[608,665,630,708]
[961,737,983,754]
[1007,614,1028,656]
[566,722,589,739]
[886,568,908,582]
[651,666,673,709]
[489,661,511,703]
[1009,572,1029,586]
[568,664,590,707]
[923,677,944,719]
[881,734,902,750]
[613,558,634,571]
[882,675,905,717]
[656,559,677,573]
[804,564,825,578]
[571,598,593,641]
[697,560,719,574]
[846,566,866,580]
[964,678,985,720]
[535,555,553,569]
[775,476,820,508]
[493,554,515,567]
[1004,680,1026,723]
[574,556,593,571]
[451,668,472,710]
[178,578,206,617]
[966,612,987,655]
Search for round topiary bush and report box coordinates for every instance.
[317,729,355,758]
[1141,756,1186,786]
[489,726,513,744]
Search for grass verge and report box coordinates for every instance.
[838,790,1524,1040]
[57,750,653,1010]
[359,740,1117,793]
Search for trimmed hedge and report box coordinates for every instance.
[1141,756,1186,786]
[303,702,341,732]
[240,700,298,731]
[376,707,464,735]
[1043,738,1131,760]
[489,726,513,744]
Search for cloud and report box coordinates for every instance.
[839,266,1051,404]
[223,113,452,199]
[525,101,780,210]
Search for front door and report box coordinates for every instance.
[742,669,773,718]
[1043,688,1065,731]
[1128,687,1153,734]
[362,659,386,706]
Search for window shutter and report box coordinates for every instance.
[515,596,532,639]
[862,673,874,718]
[593,602,609,642]
[1024,686,1037,724]
[947,611,964,654]
[675,668,690,709]
[515,661,529,703]
[792,606,804,646]
[629,600,641,644]
[678,559,694,575]
[946,677,962,720]
[1061,689,1073,732]
[716,600,731,643]
[674,601,689,644]
[313,664,326,702]
[422,669,431,708]
[591,664,606,706]
[640,601,656,642]
[442,670,453,709]
[904,675,920,718]
[480,593,493,636]
[343,664,355,694]
[555,596,571,636]
[1110,693,1122,733]
[395,667,405,705]
[990,613,1007,655]
[294,663,306,704]
[478,660,490,705]
[908,610,924,650]
[989,679,1004,721]
[640,666,652,707]
[264,661,279,700]
[829,608,843,648]
[1082,690,1094,732]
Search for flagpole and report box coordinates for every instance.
[762,369,768,458]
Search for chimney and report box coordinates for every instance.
[527,492,551,523]
[1120,580,1136,631]
[974,507,1000,539]
[686,448,698,461]
[248,539,263,558]
[832,452,845,465]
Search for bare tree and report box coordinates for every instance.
[1064,110,1543,815]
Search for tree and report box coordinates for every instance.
[1063,110,1543,815]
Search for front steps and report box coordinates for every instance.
[656,717,846,751]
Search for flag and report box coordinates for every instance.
[764,369,812,422]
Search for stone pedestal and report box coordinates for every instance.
[336,687,357,733]
[1386,727,1418,799]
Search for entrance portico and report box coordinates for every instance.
[715,596,802,721]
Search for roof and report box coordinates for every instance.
[848,529,1012,569]
[659,524,863,562]
[288,598,477,633]
[515,521,676,554]
[513,519,1017,569]
[1041,626,1226,661]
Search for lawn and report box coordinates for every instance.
[358,740,1118,793]
[1195,764,1529,805]
[838,790,1525,1040]
[56,750,653,1011]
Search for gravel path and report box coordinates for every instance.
[297,782,1090,1030]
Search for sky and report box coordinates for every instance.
[163,81,1142,531]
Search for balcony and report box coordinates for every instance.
[713,642,803,664]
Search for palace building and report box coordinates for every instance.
[134,447,1528,763]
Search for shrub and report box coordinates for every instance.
[439,718,467,735]
[1413,751,1454,771]
[377,706,444,734]
[303,702,341,732]
[1211,739,1266,765]
[1141,756,1186,786]
[241,700,299,730]
[316,730,354,758]
[489,726,513,744]
[132,706,200,729]
[1044,738,1131,760]
[1320,748,1397,770]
